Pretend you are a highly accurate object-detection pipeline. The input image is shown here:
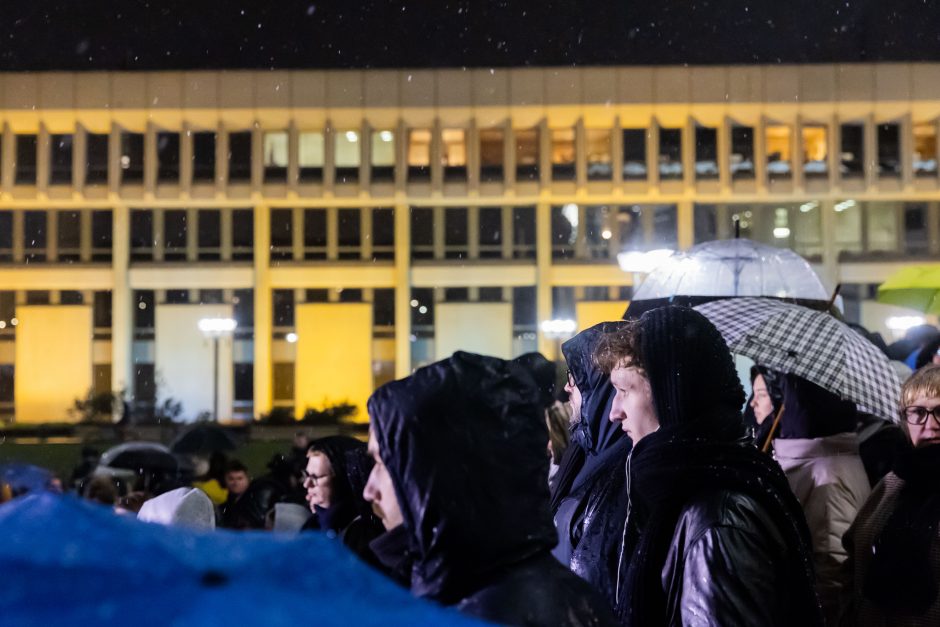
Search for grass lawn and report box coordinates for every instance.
[0,439,294,485]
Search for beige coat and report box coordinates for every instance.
[774,433,871,625]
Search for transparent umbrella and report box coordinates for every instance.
[627,238,833,318]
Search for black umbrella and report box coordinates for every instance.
[170,424,239,455]
[99,442,181,472]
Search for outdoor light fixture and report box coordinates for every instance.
[198,317,237,422]
[418,305,428,314]
[800,201,818,213]
[601,228,613,240]
[886,315,926,332]
[379,130,393,142]
[410,299,419,307]
[345,131,359,142]
[773,227,791,239]
[834,199,857,213]
[198,317,238,335]
[286,332,298,343]
[617,249,675,274]
[540,319,578,338]
[10,318,18,326]
[0,321,5,329]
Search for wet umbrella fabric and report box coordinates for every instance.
[628,238,832,318]
[695,298,900,422]
[0,493,479,627]
[0,463,54,495]
[170,424,238,455]
[877,264,940,314]
[99,441,181,472]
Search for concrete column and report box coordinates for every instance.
[1,123,13,192]
[292,207,305,261]
[394,203,412,378]
[144,122,157,195]
[432,206,445,259]
[677,201,694,251]
[221,208,233,261]
[574,204,587,258]
[792,115,804,193]
[46,209,58,261]
[467,206,480,259]
[864,114,877,190]
[287,121,300,188]
[828,114,841,190]
[501,205,514,259]
[820,200,838,290]
[395,119,407,191]
[535,202,553,358]
[109,125,121,194]
[12,210,24,262]
[431,118,444,190]
[682,117,695,188]
[539,119,551,188]
[467,119,479,189]
[575,118,587,187]
[251,123,264,191]
[79,209,93,262]
[361,207,373,260]
[612,117,624,185]
[928,202,940,255]
[326,206,339,259]
[755,116,768,194]
[186,208,198,261]
[901,113,914,191]
[180,124,193,194]
[253,205,273,419]
[718,116,732,193]
[217,122,229,190]
[647,118,660,191]
[152,208,165,262]
[111,204,133,400]
[36,124,50,193]
[504,123,515,186]
[324,122,336,189]
[73,125,87,193]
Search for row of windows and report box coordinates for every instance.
[6,120,937,187]
[2,201,938,265]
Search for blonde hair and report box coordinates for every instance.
[901,364,940,408]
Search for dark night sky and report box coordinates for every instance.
[1,1,939,71]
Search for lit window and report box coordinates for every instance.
[766,125,791,178]
[263,131,288,181]
[442,129,467,180]
[335,131,361,167]
[408,129,431,180]
[515,128,539,180]
[299,131,324,181]
[551,128,575,180]
[371,129,396,180]
[802,125,828,176]
[586,129,612,180]
[479,128,504,181]
[914,122,937,176]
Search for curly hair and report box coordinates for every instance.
[592,319,646,375]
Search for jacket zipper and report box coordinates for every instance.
[615,452,633,607]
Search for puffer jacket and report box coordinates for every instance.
[368,351,617,627]
[774,433,871,625]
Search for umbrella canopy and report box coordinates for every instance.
[99,442,181,473]
[695,298,901,422]
[877,264,940,314]
[170,424,239,455]
[0,463,54,496]
[0,493,477,627]
[629,238,832,317]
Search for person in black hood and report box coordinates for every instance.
[302,436,384,565]
[364,351,617,627]
[595,306,823,627]
[550,321,632,613]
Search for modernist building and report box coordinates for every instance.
[1,63,938,423]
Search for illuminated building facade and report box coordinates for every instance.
[1,64,938,422]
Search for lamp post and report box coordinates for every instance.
[198,317,237,422]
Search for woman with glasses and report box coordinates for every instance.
[841,364,940,626]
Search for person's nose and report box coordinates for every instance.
[363,468,378,503]
[609,394,625,422]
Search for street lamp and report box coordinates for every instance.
[198,317,237,422]
[540,318,578,361]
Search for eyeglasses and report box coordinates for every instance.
[301,470,332,486]
[901,405,940,426]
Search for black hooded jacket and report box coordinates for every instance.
[368,351,616,627]
[616,307,823,627]
[551,321,632,611]
[303,436,384,565]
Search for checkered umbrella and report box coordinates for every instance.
[695,298,901,422]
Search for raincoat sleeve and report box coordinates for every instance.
[665,524,779,626]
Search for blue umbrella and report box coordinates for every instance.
[0,494,479,627]
[0,463,54,496]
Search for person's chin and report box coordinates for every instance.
[917,438,940,448]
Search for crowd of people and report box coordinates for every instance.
[5,304,940,626]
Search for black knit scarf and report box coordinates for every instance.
[864,444,940,613]
[620,416,822,627]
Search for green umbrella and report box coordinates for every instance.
[877,264,940,314]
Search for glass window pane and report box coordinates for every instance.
[877,123,901,176]
[914,122,937,176]
[299,132,325,167]
[120,132,145,183]
[408,129,431,180]
[480,128,504,180]
[227,131,252,182]
[335,130,361,167]
[766,125,792,178]
[840,124,864,177]
[659,128,682,179]
[586,129,612,180]
[622,129,647,179]
[515,128,539,180]
[410,207,434,259]
[551,204,578,259]
[157,132,180,182]
[479,207,502,258]
[192,131,216,181]
[513,206,536,259]
[694,126,718,179]
[263,132,289,168]
[442,129,467,166]
[731,126,755,178]
[551,128,575,180]
[371,130,396,166]
[15,134,37,185]
[445,207,468,259]
[802,125,828,176]
[85,134,109,184]
[50,134,73,184]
